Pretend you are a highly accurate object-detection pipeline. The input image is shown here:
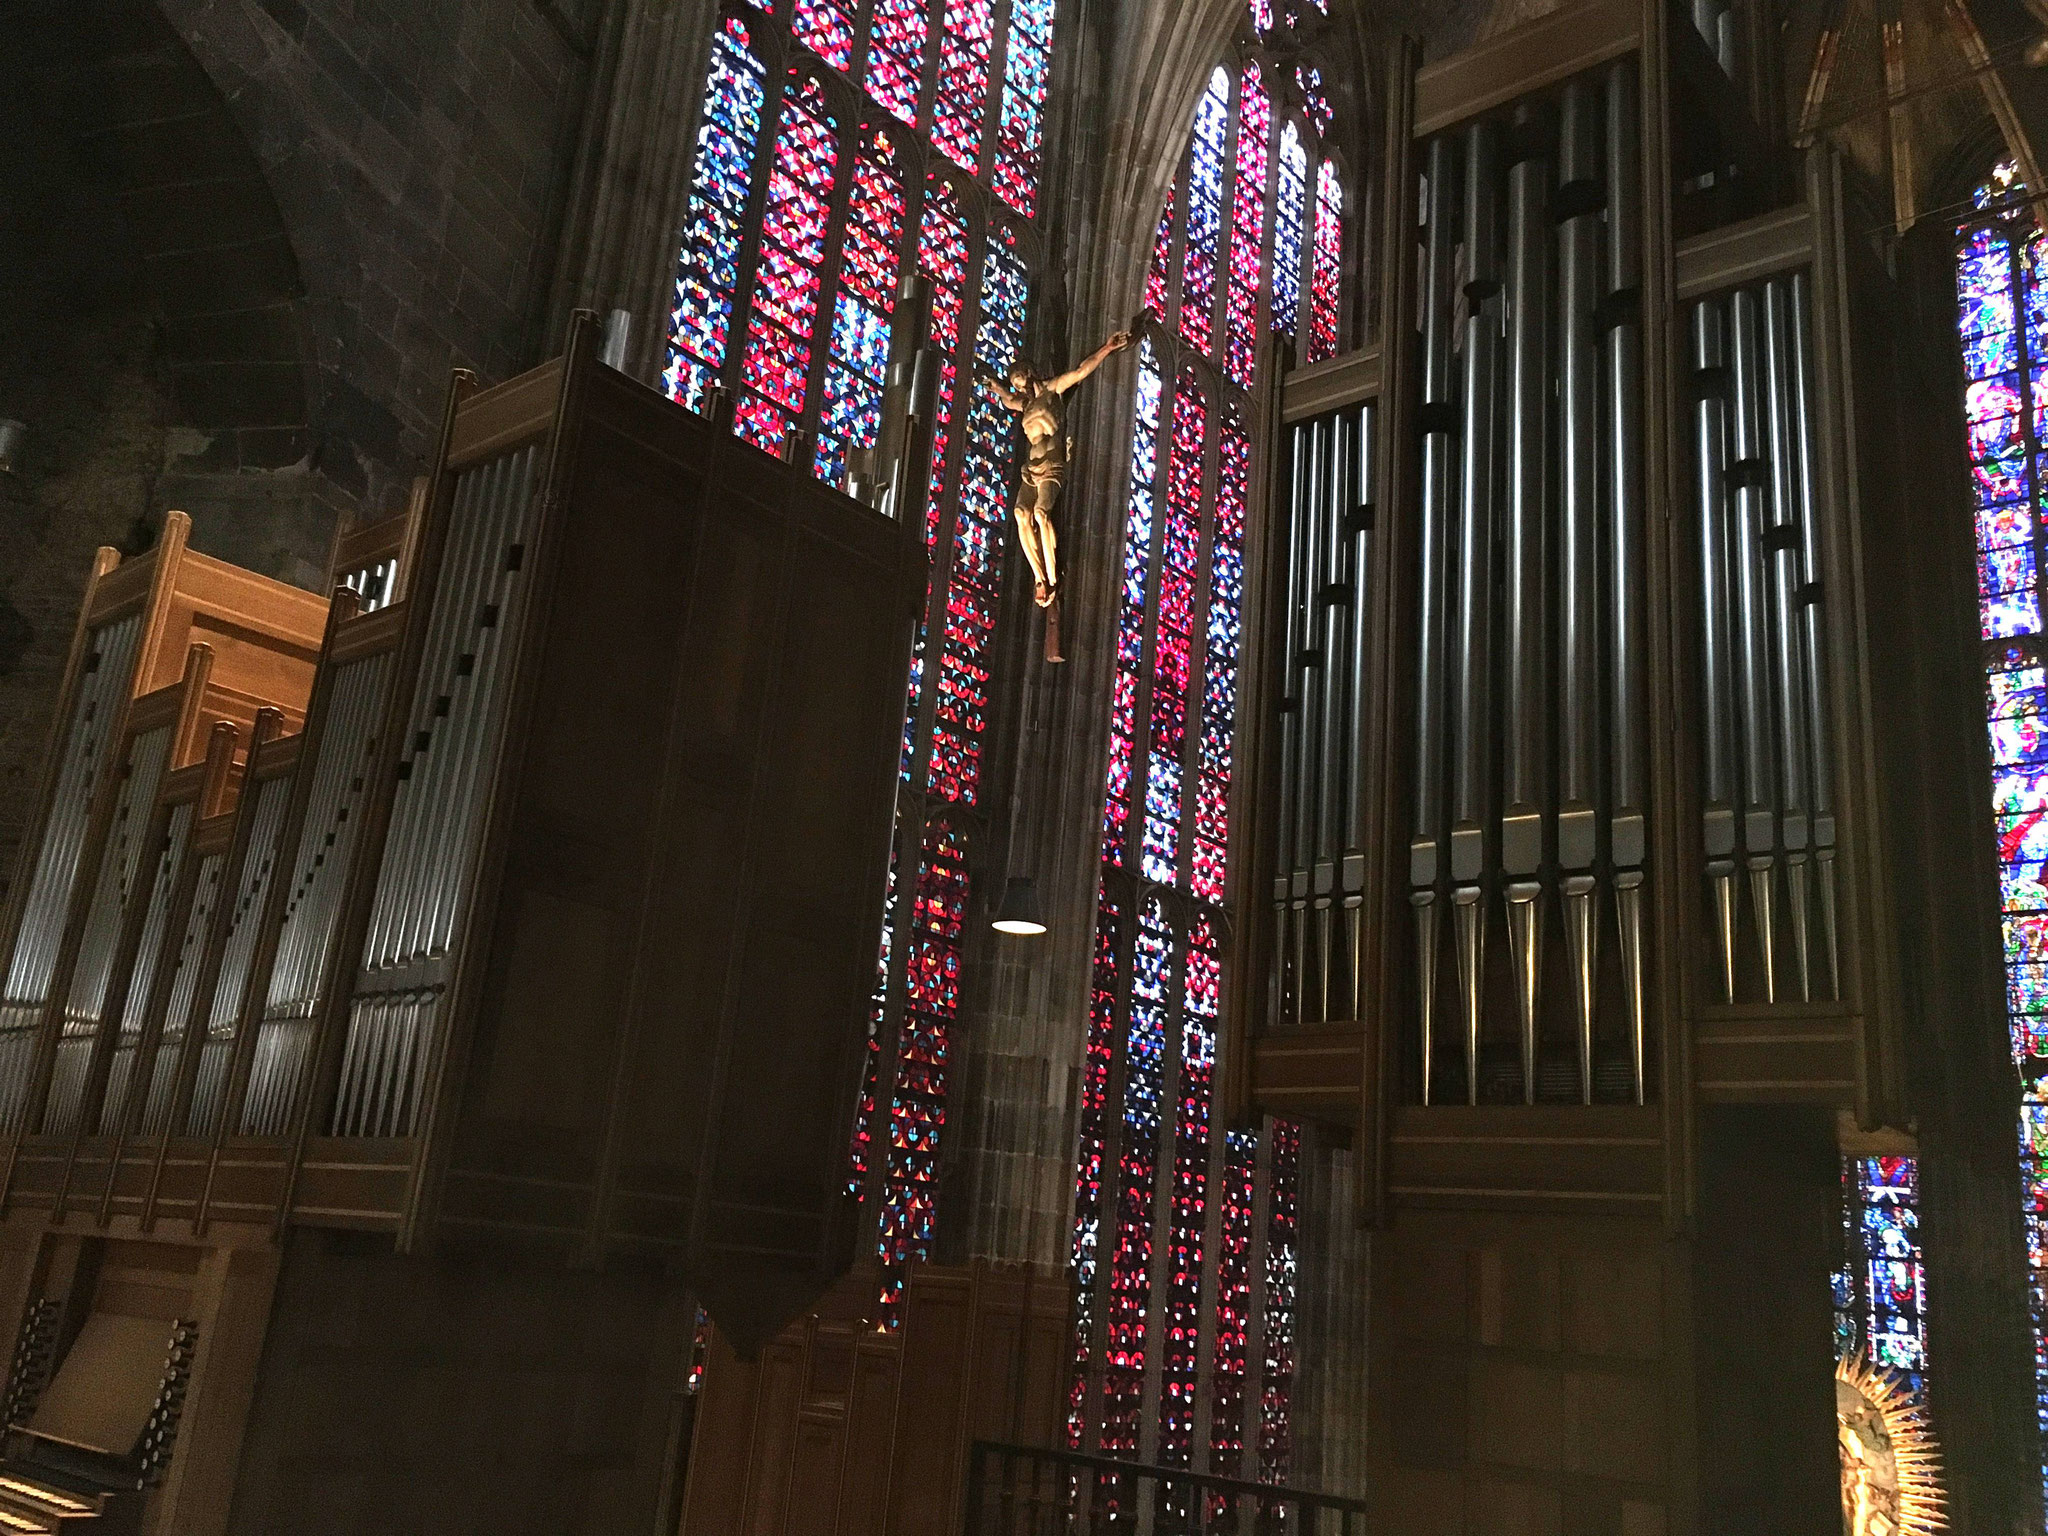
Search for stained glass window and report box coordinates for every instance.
[667,0,1060,1324]
[1835,1156,1929,1389]
[1067,8,1349,1489]
[1954,159,2048,1503]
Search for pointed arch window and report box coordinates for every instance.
[1951,159,2048,1497]
[664,0,1060,1322]
[1068,0,1348,1491]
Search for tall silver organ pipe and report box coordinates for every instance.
[338,442,542,1140]
[1689,277,1838,1005]
[1274,401,1375,1030]
[240,652,395,1137]
[1556,78,1602,1104]
[1728,286,1783,1001]
[1763,281,1815,999]
[1315,411,1351,1020]
[1273,433,1310,1024]
[0,613,143,1130]
[45,724,174,1137]
[1502,104,1550,1105]
[98,803,195,1133]
[1692,304,1740,1001]
[187,777,292,1137]
[1339,405,1374,1020]
[1453,117,1502,1105]
[141,850,225,1136]
[1789,272,1840,997]
[1301,415,1332,1021]
[1604,58,1648,1104]
[1397,63,1644,1106]
[1412,132,1459,1103]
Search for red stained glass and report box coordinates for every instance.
[866,0,929,126]
[1068,889,1123,1448]
[735,72,842,458]
[1307,158,1344,363]
[793,0,856,69]
[876,820,971,1326]
[931,0,994,172]
[1223,63,1273,387]
[1178,68,1232,355]
[1144,187,1175,322]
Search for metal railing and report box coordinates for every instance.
[964,1442,1370,1536]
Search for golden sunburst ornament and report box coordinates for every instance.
[1837,1353,1946,1536]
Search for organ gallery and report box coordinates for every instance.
[0,0,2039,1530]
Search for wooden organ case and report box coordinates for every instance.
[1232,0,1996,1526]
[0,317,920,1532]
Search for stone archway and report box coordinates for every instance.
[0,0,329,885]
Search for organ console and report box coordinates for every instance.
[0,312,919,1525]
[1233,0,1994,1518]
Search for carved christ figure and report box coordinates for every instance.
[988,329,1134,609]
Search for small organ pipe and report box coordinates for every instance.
[1557,77,1602,1104]
[1503,108,1550,1103]
[1693,301,1740,1002]
[1764,279,1816,1000]
[1341,404,1373,1022]
[1604,57,1648,1103]
[1789,271,1840,997]
[1273,428,1307,1025]
[1303,415,1332,1020]
[1412,132,1460,1102]
[1315,411,1348,1021]
[1453,116,1502,1104]
[1729,286,1782,1001]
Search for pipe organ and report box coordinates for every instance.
[1235,0,1990,1520]
[0,314,920,1511]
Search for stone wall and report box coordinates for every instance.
[0,0,604,887]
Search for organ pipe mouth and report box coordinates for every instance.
[990,876,1047,937]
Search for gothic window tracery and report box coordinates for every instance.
[1953,158,2048,1494]
[1067,0,1345,1494]
[664,0,1056,1323]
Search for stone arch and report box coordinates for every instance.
[0,0,326,883]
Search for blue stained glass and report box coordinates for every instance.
[1973,410,2025,460]
[1177,69,1231,353]
[1968,328,2020,379]
[1984,502,2035,550]
[1986,542,2039,596]
[1998,769,2048,814]
[1273,124,1308,336]
[832,294,892,379]
[1142,757,1184,881]
[1979,449,2029,505]
[1990,590,2045,639]
[2012,915,2048,962]
[1995,669,2048,716]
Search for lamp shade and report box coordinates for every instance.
[991,875,1047,936]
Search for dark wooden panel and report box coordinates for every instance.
[1388,1106,1665,1213]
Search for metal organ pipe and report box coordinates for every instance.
[1341,404,1374,1024]
[1692,303,1740,1002]
[1316,411,1349,1022]
[1275,425,1310,1025]
[1604,58,1648,1104]
[1763,281,1815,1000]
[1557,78,1602,1105]
[1302,416,1333,1021]
[1502,107,1551,1105]
[1453,117,1502,1105]
[1789,272,1840,997]
[1728,287,1783,1001]
[1411,132,1460,1102]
